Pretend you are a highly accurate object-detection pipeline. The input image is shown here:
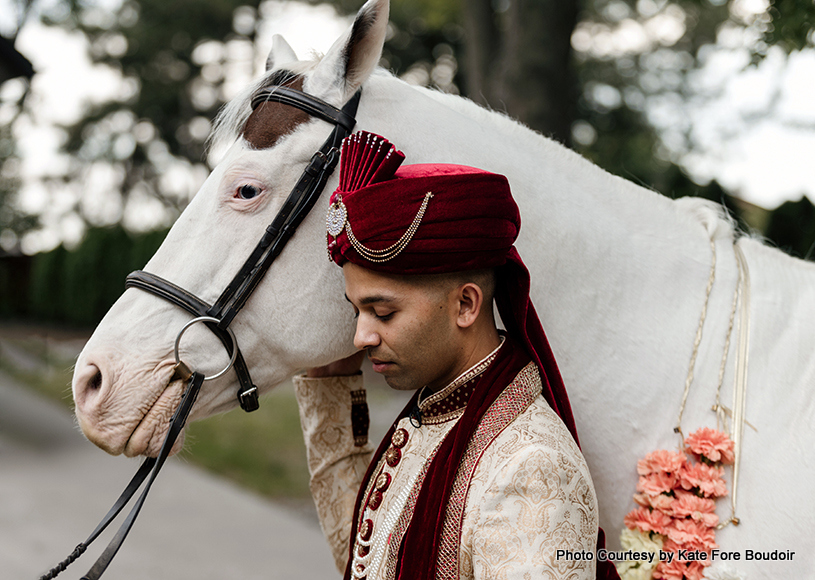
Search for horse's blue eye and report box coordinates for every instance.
[238,184,260,199]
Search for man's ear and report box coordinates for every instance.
[455,283,484,329]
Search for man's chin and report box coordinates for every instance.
[382,374,422,392]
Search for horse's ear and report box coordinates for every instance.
[266,35,299,71]
[306,0,388,101]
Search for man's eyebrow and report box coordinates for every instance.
[344,293,395,306]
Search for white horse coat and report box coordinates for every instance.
[72,1,815,577]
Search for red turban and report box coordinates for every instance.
[328,162,520,274]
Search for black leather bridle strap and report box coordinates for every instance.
[40,372,204,580]
[251,85,356,133]
[126,270,257,409]
[125,88,360,413]
[125,269,211,315]
[207,89,361,330]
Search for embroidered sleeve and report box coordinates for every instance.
[463,401,598,580]
[293,373,373,572]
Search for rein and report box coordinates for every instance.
[41,84,360,579]
[40,331,211,580]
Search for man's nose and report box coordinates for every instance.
[353,316,380,350]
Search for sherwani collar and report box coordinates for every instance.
[417,336,506,424]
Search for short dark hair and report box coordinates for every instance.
[406,268,496,314]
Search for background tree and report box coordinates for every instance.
[0,0,37,250]
[764,195,815,259]
[41,0,264,225]
[3,0,815,256]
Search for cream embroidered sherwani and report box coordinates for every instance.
[294,346,598,580]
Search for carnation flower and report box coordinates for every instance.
[665,519,717,550]
[654,555,708,580]
[679,462,728,498]
[617,562,657,580]
[617,528,663,580]
[623,425,735,580]
[685,427,735,465]
[637,449,687,475]
[633,492,674,513]
[637,470,679,496]
[660,538,682,553]
[671,490,719,528]
[624,506,674,535]
[620,527,663,556]
[684,561,708,580]
[654,558,686,580]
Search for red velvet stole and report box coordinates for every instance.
[497,248,579,445]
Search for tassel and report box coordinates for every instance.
[338,131,405,193]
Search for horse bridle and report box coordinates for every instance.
[42,84,361,580]
[126,85,361,412]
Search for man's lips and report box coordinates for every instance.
[369,357,394,373]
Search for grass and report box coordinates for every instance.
[183,386,311,498]
[0,329,311,500]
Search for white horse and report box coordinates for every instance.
[71,1,815,577]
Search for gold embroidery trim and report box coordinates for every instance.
[435,362,541,580]
[419,337,505,425]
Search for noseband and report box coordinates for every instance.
[42,85,361,580]
[126,85,362,412]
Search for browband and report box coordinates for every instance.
[251,85,357,133]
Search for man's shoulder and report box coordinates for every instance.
[477,361,589,475]
[461,366,598,546]
[485,396,587,470]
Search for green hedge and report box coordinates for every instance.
[1,226,168,327]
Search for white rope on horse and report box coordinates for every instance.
[674,235,752,529]
[728,241,751,527]
[675,238,717,439]
[712,248,740,435]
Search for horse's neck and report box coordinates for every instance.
[361,74,718,297]
[358,75,764,409]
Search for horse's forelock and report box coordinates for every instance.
[208,61,318,154]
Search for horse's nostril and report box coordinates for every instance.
[74,362,105,413]
[88,369,102,391]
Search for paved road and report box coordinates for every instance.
[0,371,340,579]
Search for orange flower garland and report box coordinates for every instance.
[617,428,735,580]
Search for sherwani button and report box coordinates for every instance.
[359,518,373,541]
[369,490,383,510]
[385,446,401,467]
[375,472,391,492]
[391,428,409,448]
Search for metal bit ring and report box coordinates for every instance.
[173,316,238,381]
